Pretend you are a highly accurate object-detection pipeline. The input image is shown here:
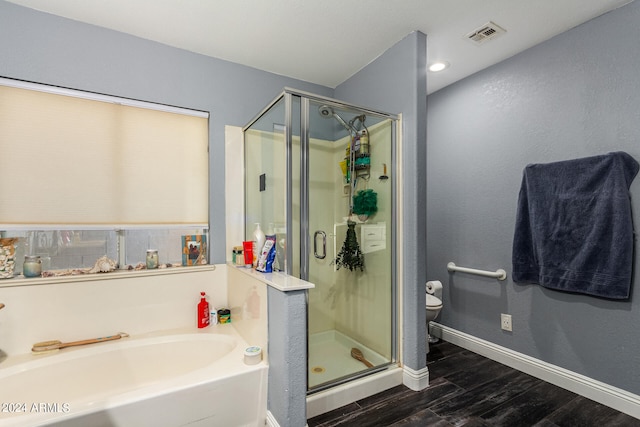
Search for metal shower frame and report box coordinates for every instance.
[243,87,400,393]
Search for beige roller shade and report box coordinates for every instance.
[0,79,209,227]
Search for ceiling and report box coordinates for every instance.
[6,0,635,94]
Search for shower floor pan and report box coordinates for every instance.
[308,330,389,389]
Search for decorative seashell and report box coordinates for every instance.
[87,255,117,274]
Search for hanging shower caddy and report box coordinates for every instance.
[342,114,372,216]
[334,114,373,271]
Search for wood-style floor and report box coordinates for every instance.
[308,340,640,426]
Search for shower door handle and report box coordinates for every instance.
[314,230,327,259]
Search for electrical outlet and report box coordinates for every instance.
[501,313,512,331]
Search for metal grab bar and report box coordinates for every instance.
[447,262,507,281]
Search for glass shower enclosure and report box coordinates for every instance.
[244,89,397,392]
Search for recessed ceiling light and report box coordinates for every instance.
[428,61,449,72]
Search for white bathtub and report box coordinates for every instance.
[0,327,268,427]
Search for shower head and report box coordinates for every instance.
[318,105,334,118]
[318,105,357,135]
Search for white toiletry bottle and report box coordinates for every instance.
[210,306,218,325]
[252,223,266,268]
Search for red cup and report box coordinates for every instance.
[243,241,253,266]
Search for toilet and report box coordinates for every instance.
[426,281,443,344]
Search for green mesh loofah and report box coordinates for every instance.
[352,189,378,217]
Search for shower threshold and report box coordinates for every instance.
[308,329,390,390]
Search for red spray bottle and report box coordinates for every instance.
[197,292,210,328]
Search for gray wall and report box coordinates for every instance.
[336,31,428,372]
[266,288,307,427]
[427,2,640,394]
[0,0,332,263]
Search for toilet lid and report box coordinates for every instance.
[426,294,442,308]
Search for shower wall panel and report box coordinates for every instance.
[333,121,393,359]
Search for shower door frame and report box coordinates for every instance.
[299,89,399,394]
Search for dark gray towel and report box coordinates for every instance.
[512,152,639,299]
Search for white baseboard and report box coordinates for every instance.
[265,411,278,427]
[402,365,429,391]
[431,322,640,420]
[267,411,303,427]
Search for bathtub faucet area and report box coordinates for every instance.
[0,303,4,310]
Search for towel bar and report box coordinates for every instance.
[447,262,507,281]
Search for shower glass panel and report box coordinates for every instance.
[244,96,292,274]
[244,90,396,393]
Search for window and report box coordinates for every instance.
[0,78,209,277]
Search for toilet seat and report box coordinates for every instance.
[426,294,442,309]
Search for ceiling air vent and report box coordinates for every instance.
[465,21,506,45]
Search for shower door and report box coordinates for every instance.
[305,98,396,391]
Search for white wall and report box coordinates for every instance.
[0,265,269,359]
[0,268,225,356]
